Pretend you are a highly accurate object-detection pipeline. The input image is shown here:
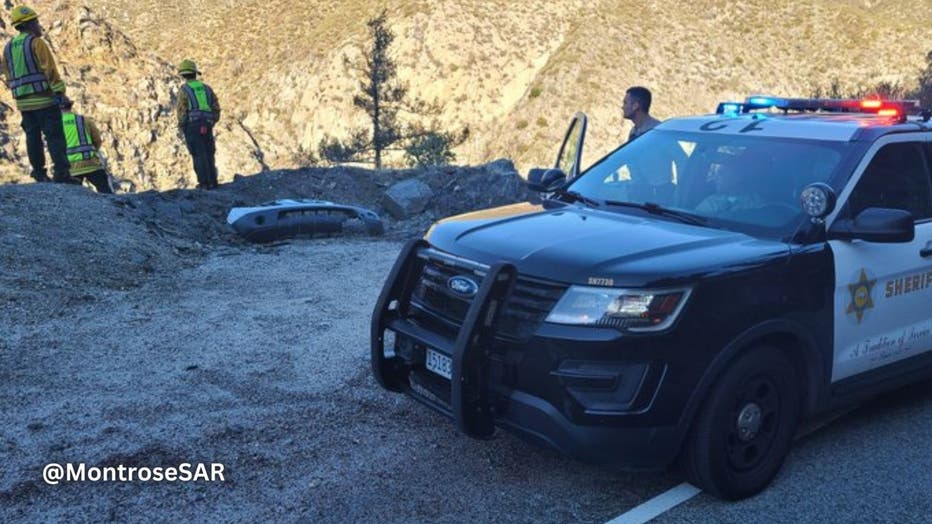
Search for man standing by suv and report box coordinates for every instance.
[1,5,73,184]
[623,86,661,142]
[175,59,221,190]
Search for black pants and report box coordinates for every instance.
[184,121,218,189]
[20,104,73,183]
[77,169,113,194]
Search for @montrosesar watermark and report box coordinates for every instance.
[42,463,225,485]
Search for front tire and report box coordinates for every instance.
[684,346,800,500]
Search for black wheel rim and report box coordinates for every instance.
[725,374,781,472]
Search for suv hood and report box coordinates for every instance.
[426,203,790,286]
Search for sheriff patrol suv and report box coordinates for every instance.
[371,96,932,499]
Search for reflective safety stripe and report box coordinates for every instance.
[4,34,50,99]
[22,35,50,95]
[69,145,96,154]
[182,81,216,123]
[72,115,95,160]
[14,96,56,111]
[8,72,48,88]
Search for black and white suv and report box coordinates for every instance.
[371,96,932,499]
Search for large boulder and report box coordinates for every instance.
[382,179,434,219]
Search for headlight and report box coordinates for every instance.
[545,285,692,332]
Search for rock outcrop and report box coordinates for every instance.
[0,4,265,190]
[2,1,930,191]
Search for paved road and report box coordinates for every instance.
[349,376,932,524]
[652,382,932,524]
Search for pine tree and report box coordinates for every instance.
[319,11,466,169]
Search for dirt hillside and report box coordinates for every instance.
[2,1,931,190]
[84,0,932,169]
[0,2,266,190]
[0,160,526,323]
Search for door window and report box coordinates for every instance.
[555,113,587,179]
[844,142,932,220]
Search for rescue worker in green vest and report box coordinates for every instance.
[175,59,221,190]
[59,96,112,194]
[0,5,74,184]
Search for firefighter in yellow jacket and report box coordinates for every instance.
[1,6,74,184]
[59,96,112,193]
[175,59,221,189]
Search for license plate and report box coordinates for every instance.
[425,349,453,380]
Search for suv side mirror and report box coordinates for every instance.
[828,207,915,243]
[526,167,567,192]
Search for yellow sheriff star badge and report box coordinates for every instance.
[846,268,876,324]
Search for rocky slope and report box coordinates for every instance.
[0,2,266,190]
[0,159,528,335]
[1,1,931,189]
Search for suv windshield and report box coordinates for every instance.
[567,129,858,238]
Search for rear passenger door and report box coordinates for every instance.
[829,137,932,382]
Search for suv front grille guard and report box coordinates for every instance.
[410,251,565,341]
[371,239,517,438]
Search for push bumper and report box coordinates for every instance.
[372,238,514,437]
[371,239,684,470]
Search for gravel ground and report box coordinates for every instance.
[0,239,676,522]
[4,178,930,523]
[0,180,675,523]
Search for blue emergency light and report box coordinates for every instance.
[746,96,785,108]
[716,102,741,115]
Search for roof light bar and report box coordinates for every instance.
[714,95,922,120]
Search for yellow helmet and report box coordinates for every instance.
[178,59,198,76]
[11,5,38,26]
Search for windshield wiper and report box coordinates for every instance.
[552,189,603,208]
[602,200,708,226]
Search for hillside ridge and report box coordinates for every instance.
[1,0,930,189]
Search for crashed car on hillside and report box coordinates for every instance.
[372,96,932,499]
[227,199,383,242]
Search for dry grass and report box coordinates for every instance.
[2,0,930,188]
